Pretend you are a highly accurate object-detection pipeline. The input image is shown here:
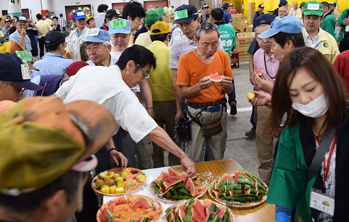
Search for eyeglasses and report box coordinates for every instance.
[137,64,149,79]
[10,82,24,97]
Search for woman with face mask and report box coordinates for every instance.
[265,47,349,222]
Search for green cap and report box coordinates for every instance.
[330,2,336,6]
[145,10,160,28]
[303,1,323,16]
[300,2,306,8]
[0,97,116,196]
[155,7,164,17]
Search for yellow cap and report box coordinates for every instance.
[150,21,171,35]
[86,14,94,22]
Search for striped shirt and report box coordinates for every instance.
[58,16,66,28]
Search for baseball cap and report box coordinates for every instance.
[259,4,265,8]
[109,19,131,34]
[45,31,69,47]
[0,97,116,196]
[83,29,110,43]
[45,14,50,18]
[203,4,209,8]
[73,10,87,20]
[150,21,171,35]
[300,2,306,8]
[174,5,198,23]
[330,2,336,6]
[86,14,94,22]
[66,61,89,77]
[0,54,42,90]
[223,3,229,8]
[258,15,303,38]
[253,14,276,31]
[5,19,12,23]
[16,16,27,23]
[105,9,121,19]
[280,0,288,6]
[145,10,160,27]
[303,1,323,16]
[155,7,164,16]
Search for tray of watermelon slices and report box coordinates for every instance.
[208,170,268,208]
[163,198,234,222]
[97,195,163,222]
[149,168,208,203]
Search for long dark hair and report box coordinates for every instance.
[266,47,347,136]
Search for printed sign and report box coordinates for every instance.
[110,20,126,28]
[20,63,31,80]
[307,4,320,10]
[16,50,32,62]
[86,28,100,36]
[174,9,189,20]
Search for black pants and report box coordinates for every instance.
[38,37,45,58]
[339,32,349,53]
[75,147,111,222]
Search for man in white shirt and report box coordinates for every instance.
[95,4,108,28]
[56,45,196,175]
[288,2,302,19]
[65,10,88,61]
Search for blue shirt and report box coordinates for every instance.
[222,10,232,24]
[9,30,32,57]
[87,55,118,67]
[31,53,75,78]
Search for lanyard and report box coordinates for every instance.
[263,54,275,80]
[312,132,337,186]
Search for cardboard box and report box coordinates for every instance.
[236,19,247,32]
[235,32,255,50]
[238,50,250,61]
[231,14,243,20]
[245,25,253,32]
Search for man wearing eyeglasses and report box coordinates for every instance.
[0,54,42,102]
[56,44,196,175]
[177,22,234,163]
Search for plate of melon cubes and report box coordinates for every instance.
[92,167,147,196]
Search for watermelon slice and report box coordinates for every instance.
[112,195,129,205]
[255,69,263,77]
[180,172,189,184]
[168,168,181,177]
[133,196,153,209]
[168,176,183,186]
[161,171,172,183]
[209,72,223,82]
[217,174,232,186]
[185,177,196,197]
[192,199,206,220]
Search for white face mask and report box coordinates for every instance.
[292,94,328,118]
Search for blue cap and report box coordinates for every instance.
[253,14,276,31]
[73,10,87,21]
[83,29,110,43]
[109,19,131,34]
[258,16,303,38]
[174,5,198,23]
[0,53,42,90]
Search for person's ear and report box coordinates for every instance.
[197,16,202,24]
[44,189,66,218]
[107,44,112,52]
[126,60,135,71]
[285,39,294,50]
[127,15,132,22]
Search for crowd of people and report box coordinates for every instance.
[0,0,349,221]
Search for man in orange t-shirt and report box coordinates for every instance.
[177,22,234,163]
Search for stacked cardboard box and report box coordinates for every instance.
[248,2,255,25]
[235,32,255,61]
[231,14,246,32]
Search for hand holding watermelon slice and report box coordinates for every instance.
[209,72,223,82]
[254,69,263,78]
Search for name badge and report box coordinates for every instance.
[310,189,335,216]
[86,28,100,36]
[76,11,85,16]
[16,50,32,62]
[21,63,31,80]
[110,20,126,28]
[174,9,189,20]
[307,4,320,10]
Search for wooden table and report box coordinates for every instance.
[174,159,275,222]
